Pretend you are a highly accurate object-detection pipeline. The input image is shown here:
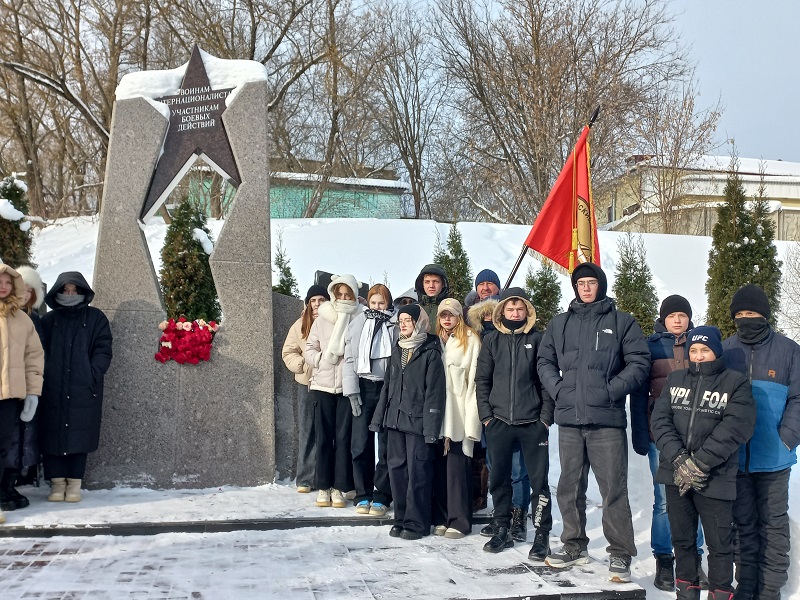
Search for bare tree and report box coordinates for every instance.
[627,77,722,233]
[433,0,689,223]
[374,1,449,219]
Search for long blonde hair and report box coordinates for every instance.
[0,294,20,318]
[436,311,475,351]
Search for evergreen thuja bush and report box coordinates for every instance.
[525,260,562,328]
[613,232,658,333]
[159,198,221,322]
[433,224,473,301]
[0,175,35,267]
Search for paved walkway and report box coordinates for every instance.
[0,526,643,599]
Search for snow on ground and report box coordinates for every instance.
[21,216,800,598]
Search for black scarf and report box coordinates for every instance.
[364,308,392,324]
[501,317,526,332]
[735,317,771,345]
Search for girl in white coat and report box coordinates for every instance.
[434,298,482,538]
[304,275,362,508]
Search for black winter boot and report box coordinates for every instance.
[480,520,499,538]
[732,564,757,600]
[510,507,527,542]
[653,553,675,591]
[483,526,514,553]
[528,529,550,562]
[697,555,709,590]
[676,578,701,600]
[0,469,29,511]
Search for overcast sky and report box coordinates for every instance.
[669,0,800,163]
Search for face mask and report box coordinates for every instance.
[734,317,770,344]
[501,317,526,331]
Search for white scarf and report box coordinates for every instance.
[356,311,394,375]
[322,299,360,364]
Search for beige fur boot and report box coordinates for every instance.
[48,478,67,502]
[0,508,5,524]
[64,478,82,502]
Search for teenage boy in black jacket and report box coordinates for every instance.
[537,262,649,582]
[475,288,553,557]
[651,326,755,600]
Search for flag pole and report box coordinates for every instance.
[502,105,600,291]
[503,246,528,291]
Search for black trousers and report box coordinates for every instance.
[387,428,436,536]
[733,468,791,595]
[666,485,733,592]
[312,390,354,492]
[485,419,549,529]
[432,440,472,534]
[351,378,392,505]
[43,453,88,479]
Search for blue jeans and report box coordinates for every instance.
[486,440,530,510]
[648,442,705,556]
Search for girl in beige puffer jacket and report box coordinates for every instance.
[281,285,329,493]
[0,263,44,522]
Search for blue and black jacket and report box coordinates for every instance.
[722,328,800,473]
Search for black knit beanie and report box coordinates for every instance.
[660,295,692,321]
[305,284,330,305]
[398,304,422,322]
[729,284,771,320]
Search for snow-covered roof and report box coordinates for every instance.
[271,171,409,192]
[632,154,800,177]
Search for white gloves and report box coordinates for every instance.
[20,395,38,422]
[349,394,362,417]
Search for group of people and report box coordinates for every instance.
[282,262,798,600]
[0,261,112,523]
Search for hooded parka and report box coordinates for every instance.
[651,357,756,500]
[414,264,451,323]
[537,263,650,429]
[476,294,554,426]
[39,272,112,455]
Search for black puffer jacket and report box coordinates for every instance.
[370,333,445,443]
[651,358,755,500]
[39,272,113,455]
[476,294,553,426]
[537,296,650,428]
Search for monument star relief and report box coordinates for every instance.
[140,45,242,223]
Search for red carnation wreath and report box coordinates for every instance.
[154,317,219,365]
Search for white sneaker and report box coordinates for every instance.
[316,488,332,507]
[331,489,346,508]
[344,490,357,501]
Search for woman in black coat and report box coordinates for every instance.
[371,304,445,540]
[39,272,112,503]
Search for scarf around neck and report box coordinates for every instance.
[356,309,394,375]
[322,299,361,364]
[56,293,85,307]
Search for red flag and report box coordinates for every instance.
[524,125,600,273]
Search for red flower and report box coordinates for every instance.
[155,317,218,365]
